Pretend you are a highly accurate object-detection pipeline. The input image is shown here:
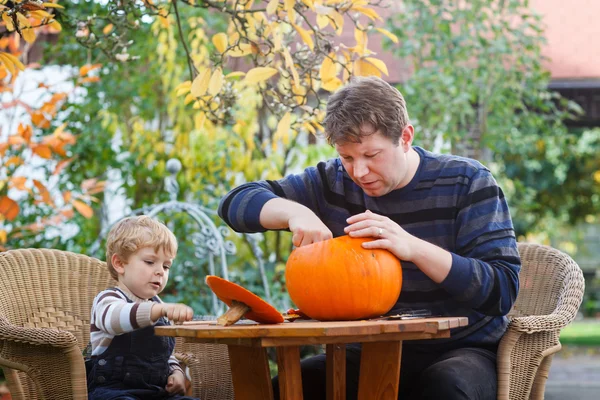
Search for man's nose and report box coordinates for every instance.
[353,160,369,178]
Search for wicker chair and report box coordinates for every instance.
[0,248,234,400]
[497,242,585,400]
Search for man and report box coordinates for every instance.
[218,76,521,399]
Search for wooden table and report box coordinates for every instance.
[156,317,468,400]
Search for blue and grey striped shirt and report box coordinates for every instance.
[219,146,521,351]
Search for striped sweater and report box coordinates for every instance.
[89,286,183,374]
[219,146,521,351]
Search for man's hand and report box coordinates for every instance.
[288,210,332,247]
[345,210,452,283]
[151,303,194,323]
[165,369,186,395]
[345,210,416,260]
[259,198,332,246]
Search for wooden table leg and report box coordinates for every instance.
[276,345,303,400]
[357,340,402,400]
[326,343,346,400]
[228,345,274,400]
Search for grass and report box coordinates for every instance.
[560,320,600,346]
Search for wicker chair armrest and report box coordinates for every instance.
[507,312,572,334]
[0,317,77,348]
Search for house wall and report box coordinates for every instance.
[530,0,600,80]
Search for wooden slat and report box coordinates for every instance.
[357,341,402,400]
[259,331,450,347]
[326,344,346,400]
[156,317,469,340]
[276,346,303,400]
[228,345,273,400]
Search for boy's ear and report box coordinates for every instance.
[111,254,126,275]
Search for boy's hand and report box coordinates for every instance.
[165,369,186,395]
[151,303,194,323]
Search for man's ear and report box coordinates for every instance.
[400,125,414,151]
[112,254,126,275]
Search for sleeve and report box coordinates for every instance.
[438,169,521,316]
[91,289,155,335]
[218,161,332,233]
[168,354,184,375]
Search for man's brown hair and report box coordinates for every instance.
[323,76,410,145]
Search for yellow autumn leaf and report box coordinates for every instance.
[282,47,299,87]
[184,92,195,105]
[301,0,314,10]
[321,77,342,92]
[284,0,295,13]
[244,67,278,84]
[175,80,192,96]
[375,27,399,44]
[351,5,382,21]
[190,68,211,97]
[2,13,14,31]
[42,3,65,9]
[303,121,316,135]
[212,33,228,54]
[103,23,114,35]
[30,10,52,19]
[227,43,253,57]
[364,57,388,76]
[0,53,16,76]
[354,58,382,77]
[0,52,25,74]
[317,15,329,29]
[21,28,36,44]
[319,54,336,83]
[266,0,279,15]
[16,13,30,29]
[225,71,246,79]
[228,30,240,45]
[0,229,7,244]
[354,27,367,54]
[208,68,224,96]
[49,20,62,32]
[72,200,94,219]
[594,170,600,183]
[292,83,307,105]
[330,10,344,35]
[195,112,206,131]
[275,112,292,142]
[292,23,314,50]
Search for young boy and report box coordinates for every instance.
[87,215,198,399]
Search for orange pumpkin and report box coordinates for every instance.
[285,235,402,321]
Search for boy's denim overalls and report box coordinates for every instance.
[86,289,198,400]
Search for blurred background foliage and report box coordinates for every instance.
[1,0,599,319]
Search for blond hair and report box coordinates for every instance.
[105,215,178,280]
[324,76,410,146]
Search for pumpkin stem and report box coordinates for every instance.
[217,300,251,326]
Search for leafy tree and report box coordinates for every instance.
[0,1,105,250]
[386,0,600,236]
[2,0,398,311]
